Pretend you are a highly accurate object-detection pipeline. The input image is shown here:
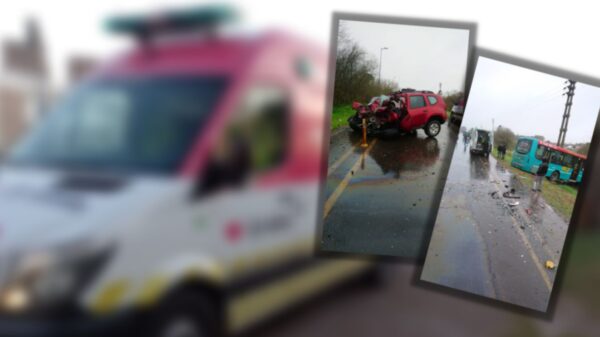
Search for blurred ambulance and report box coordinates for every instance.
[0,6,372,337]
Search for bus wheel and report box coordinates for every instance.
[550,171,560,183]
[147,290,219,337]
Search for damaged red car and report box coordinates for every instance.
[348,89,447,137]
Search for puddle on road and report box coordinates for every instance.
[357,132,442,179]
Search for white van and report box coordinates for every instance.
[0,7,372,337]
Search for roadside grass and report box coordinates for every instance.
[331,105,355,131]
[492,148,577,220]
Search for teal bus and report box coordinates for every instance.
[511,136,586,183]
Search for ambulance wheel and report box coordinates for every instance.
[359,265,384,288]
[149,291,219,337]
[425,120,441,137]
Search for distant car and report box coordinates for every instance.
[348,89,447,137]
[450,97,465,125]
[469,128,492,157]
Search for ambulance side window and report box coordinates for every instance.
[199,86,289,195]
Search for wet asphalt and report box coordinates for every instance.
[421,134,569,312]
[320,123,458,258]
[257,262,600,337]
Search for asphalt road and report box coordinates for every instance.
[257,263,600,337]
[320,123,458,258]
[421,133,569,312]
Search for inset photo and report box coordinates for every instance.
[319,14,474,258]
[421,54,600,312]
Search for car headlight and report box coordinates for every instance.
[0,239,114,314]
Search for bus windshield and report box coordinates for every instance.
[9,76,228,174]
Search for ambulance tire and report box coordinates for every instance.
[358,265,384,288]
[147,290,220,337]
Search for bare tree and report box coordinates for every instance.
[443,91,464,109]
[494,126,517,150]
[576,143,590,155]
[334,24,398,105]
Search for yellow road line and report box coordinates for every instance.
[323,139,378,219]
[512,215,553,291]
[327,141,362,176]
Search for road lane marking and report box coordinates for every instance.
[521,210,559,263]
[489,166,553,292]
[511,215,553,291]
[323,139,378,219]
[328,141,361,176]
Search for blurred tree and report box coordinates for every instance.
[576,143,590,155]
[443,91,464,109]
[533,135,545,141]
[334,23,398,105]
[494,126,517,150]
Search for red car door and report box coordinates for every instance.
[407,94,429,128]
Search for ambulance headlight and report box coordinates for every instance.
[0,240,114,313]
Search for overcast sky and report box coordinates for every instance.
[1,1,599,91]
[463,57,600,144]
[340,19,470,93]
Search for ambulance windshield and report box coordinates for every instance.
[9,76,228,173]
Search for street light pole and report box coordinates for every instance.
[378,47,388,84]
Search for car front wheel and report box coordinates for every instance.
[424,120,441,137]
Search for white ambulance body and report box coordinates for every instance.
[0,7,371,337]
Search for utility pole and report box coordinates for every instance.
[378,47,388,84]
[557,80,576,147]
[438,82,442,95]
[492,118,495,147]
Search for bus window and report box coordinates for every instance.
[562,154,575,168]
[516,139,532,154]
[550,151,564,166]
[535,145,546,160]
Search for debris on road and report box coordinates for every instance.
[502,191,520,199]
[509,201,520,207]
[545,260,556,270]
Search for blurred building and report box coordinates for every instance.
[68,55,98,84]
[0,19,49,156]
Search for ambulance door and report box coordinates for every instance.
[192,85,303,278]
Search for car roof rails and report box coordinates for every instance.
[393,89,437,94]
